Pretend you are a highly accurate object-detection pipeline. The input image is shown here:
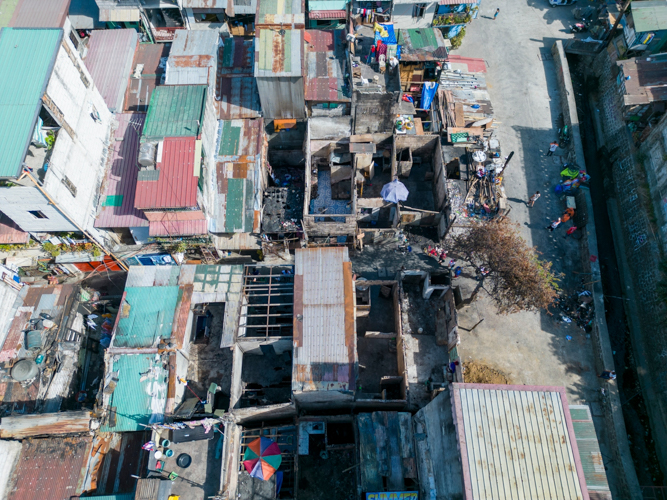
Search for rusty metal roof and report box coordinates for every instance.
[292,247,356,393]
[216,77,261,119]
[305,29,350,102]
[0,411,92,439]
[451,383,588,500]
[211,119,263,233]
[256,0,304,27]
[95,113,149,229]
[218,37,254,77]
[9,0,70,27]
[397,28,449,62]
[84,29,137,112]
[9,436,92,500]
[617,57,667,105]
[0,212,29,244]
[165,30,218,86]
[255,28,304,78]
[308,9,346,19]
[134,137,200,210]
[124,42,170,113]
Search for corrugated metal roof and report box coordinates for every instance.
[439,0,477,4]
[0,411,92,438]
[165,30,218,86]
[216,77,261,119]
[182,0,226,7]
[292,247,355,393]
[134,137,200,210]
[124,42,170,113]
[218,37,254,77]
[9,0,70,27]
[125,265,181,288]
[211,119,262,233]
[570,405,612,497]
[72,495,135,500]
[309,0,348,11]
[452,384,587,500]
[0,211,29,243]
[230,0,257,14]
[95,113,149,229]
[10,436,92,500]
[255,28,303,77]
[84,29,137,112]
[101,353,168,432]
[0,440,21,500]
[68,0,102,29]
[112,286,180,348]
[308,9,346,19]
[397,28,448,61]
[632,0,667,33]
[0,28,62,178]
[148,218,208,236]
[305,29,350,101]
[98,6,139,22]
[142,85,206,141]
[256,0,304,26]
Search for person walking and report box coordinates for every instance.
[493,8,499,19]
[527,191,541,207]
[546,141,558,156]
[546,217,562,231]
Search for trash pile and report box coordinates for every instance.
[555,289,594,332]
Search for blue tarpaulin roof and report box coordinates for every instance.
[374,23,396,44]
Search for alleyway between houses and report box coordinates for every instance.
[352,0,623,495]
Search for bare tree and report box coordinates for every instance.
[451,219,560,314]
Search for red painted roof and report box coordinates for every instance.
[148,219,208,237]
[134,137,199,210]
[9,0,70,28]
[10,437,91,500]
[95,113,149,228]
[447,55,487,73]
[309,9,346,19]
[0,212,29,244]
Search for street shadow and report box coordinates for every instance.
[525,0,579,27]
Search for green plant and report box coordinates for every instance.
[171,241,188,254]
[45,132,56,150]
[91,246,102,258]
[450,27,466,49]
[42,242,61,257]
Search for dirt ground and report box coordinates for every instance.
[463,361,511,385]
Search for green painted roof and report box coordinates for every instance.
[142,85,206,141]
[0,0,21,27]
[219,120,242,156]
[102,354,168,432]
[402,28,439,49]
[76,494,135,500]
[569,405,612,494]
[114,286,181,348]
[0,28,62,178]
[632,1,667,33]
[225,178,254,232]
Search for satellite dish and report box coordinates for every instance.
[11,359,38,382]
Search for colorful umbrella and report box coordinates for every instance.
[243,437,282,481]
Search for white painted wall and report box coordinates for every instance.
[391,2,437,29]
[0,187,77,232]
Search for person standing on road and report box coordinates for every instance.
[546,141,558,156]
[527,191,541,207]
[493,8,499,19]
[546,217,562,231]
[598,370,617,380]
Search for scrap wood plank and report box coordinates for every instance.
[357,414,383,491]
[398,412,417,478]
[386,411,405,490]
[372,412,389,476]
[454,103,465,127]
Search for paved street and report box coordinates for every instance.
[352,0,621,494]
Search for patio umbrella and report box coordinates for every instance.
[380,179,409,204]
[243,437,282,481]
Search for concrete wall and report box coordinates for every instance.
[0,281,21,356]
[639,112,667,253]
[4,38,114,239]
[391,2,437,29]
[553,40,642,499]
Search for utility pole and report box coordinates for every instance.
[599,0,632,53]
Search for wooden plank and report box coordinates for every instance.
[365,331,396,338]
[357,414,383,491]
[372,412,389,476]
[413,117,424,135]
[455,102,465,127]
[386,411,405,490]
[350,134,375,143]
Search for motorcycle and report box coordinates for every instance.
[558,124,571,148]
[569,18,590,33]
